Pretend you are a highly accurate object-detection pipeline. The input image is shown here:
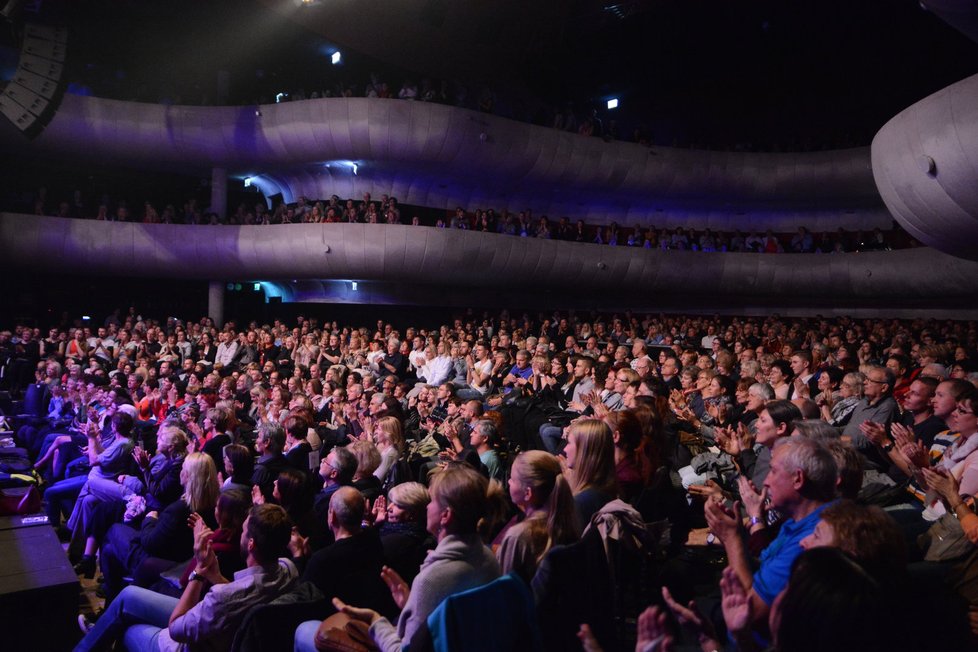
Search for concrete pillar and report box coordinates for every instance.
[208,281,224,327]
[211,167,227,221]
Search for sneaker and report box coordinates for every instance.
[77,614,94,634]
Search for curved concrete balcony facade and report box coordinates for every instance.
[5,94,892,231]
[2,214,976,317]
[872,72,978,260]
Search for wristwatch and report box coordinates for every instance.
[188,570,207,584]
[881,441,895,453]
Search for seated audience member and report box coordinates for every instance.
[283,413,315,473]
[705,436,837,628]
[603,409,653,502]
[371,482,435,584]
[100,452,220,599]
[309,463,500,652]
[313,444,358,524]
[188,406,234,475]
[497,450,578,583]
[220,442,254,493]
[62,411,137,557]
[293,486,398,621]
[75,424,189,577]
[373,415,406,482]
[76,504,298,651]
[563,418,618,528]
[469,418,503,481]
[349,439,384,502]
[817,370,863,427]
[251,422,290,501]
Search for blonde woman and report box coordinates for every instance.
[563,418,618,528]
[497,451,578,582]
[373,416,405,481]
[100,452,220,599]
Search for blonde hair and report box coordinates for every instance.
[157,424,189,455]
[348,440,381,478]
[511,451,578,560]
[388,481,430,518]
[181,452,220,514]
[429,463,488,535]
[566,419,617,496]
[375,416,405,454]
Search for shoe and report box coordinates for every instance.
[73,555,96,579]
[77,614,94,635]
[56,526,72,543]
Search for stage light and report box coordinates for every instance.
[331,51,341,65]
[244,177,252,187]
[607,98,619,110]
[351,281,358,291]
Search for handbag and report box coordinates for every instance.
[919,511,976,562]
[0,485,42,516]
[313,612,379,652]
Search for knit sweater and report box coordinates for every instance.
[369,533,500,651]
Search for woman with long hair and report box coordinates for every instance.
[322,463,500,652]
[497,450,578,582]
[563,418,618,528]
[373,416,405,481]
[100,452,220,599]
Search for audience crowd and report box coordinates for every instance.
[12,186,914,254]
[3,306,977,650]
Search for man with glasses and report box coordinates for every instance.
[314,446,359,526]
[841,366,900,469]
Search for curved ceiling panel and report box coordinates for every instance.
[2,214,975,307]
[2,94,891,229]
[872,72,978,260]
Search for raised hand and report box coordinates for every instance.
[688,479,726,502]
[890,422,916,449]
[381,566,410,610]
[704,498,742,545]
[901,440,929,469]
[737,476,768,523]
[332,597,382,627]
[859,421,887,447]
[922,466,961,504]
[635,605,675,652]
[372,495,388,525]
[719,566,752,636]
[251,484,266,505]
[288,526,310,558]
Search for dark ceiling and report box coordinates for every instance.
[12,0,978,148]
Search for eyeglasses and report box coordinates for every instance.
[954,405,975,416]
[864,378,887,385]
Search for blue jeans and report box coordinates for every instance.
[294,619,321,652]
[539,424,564,454]
[456,388,486,402]
[74,584,175,651]
[44,474,87,526]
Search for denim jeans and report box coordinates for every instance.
[74,584,175,652]
[44,474,87,526]
[293,619,321,652]
[539,424,564,454]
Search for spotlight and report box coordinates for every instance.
[607,98,619,110]
[351,282,358,291]
[331,51,341,65]
[244,177,252,188]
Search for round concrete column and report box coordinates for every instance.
[208,281,225,327]
[211,167,228,220]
